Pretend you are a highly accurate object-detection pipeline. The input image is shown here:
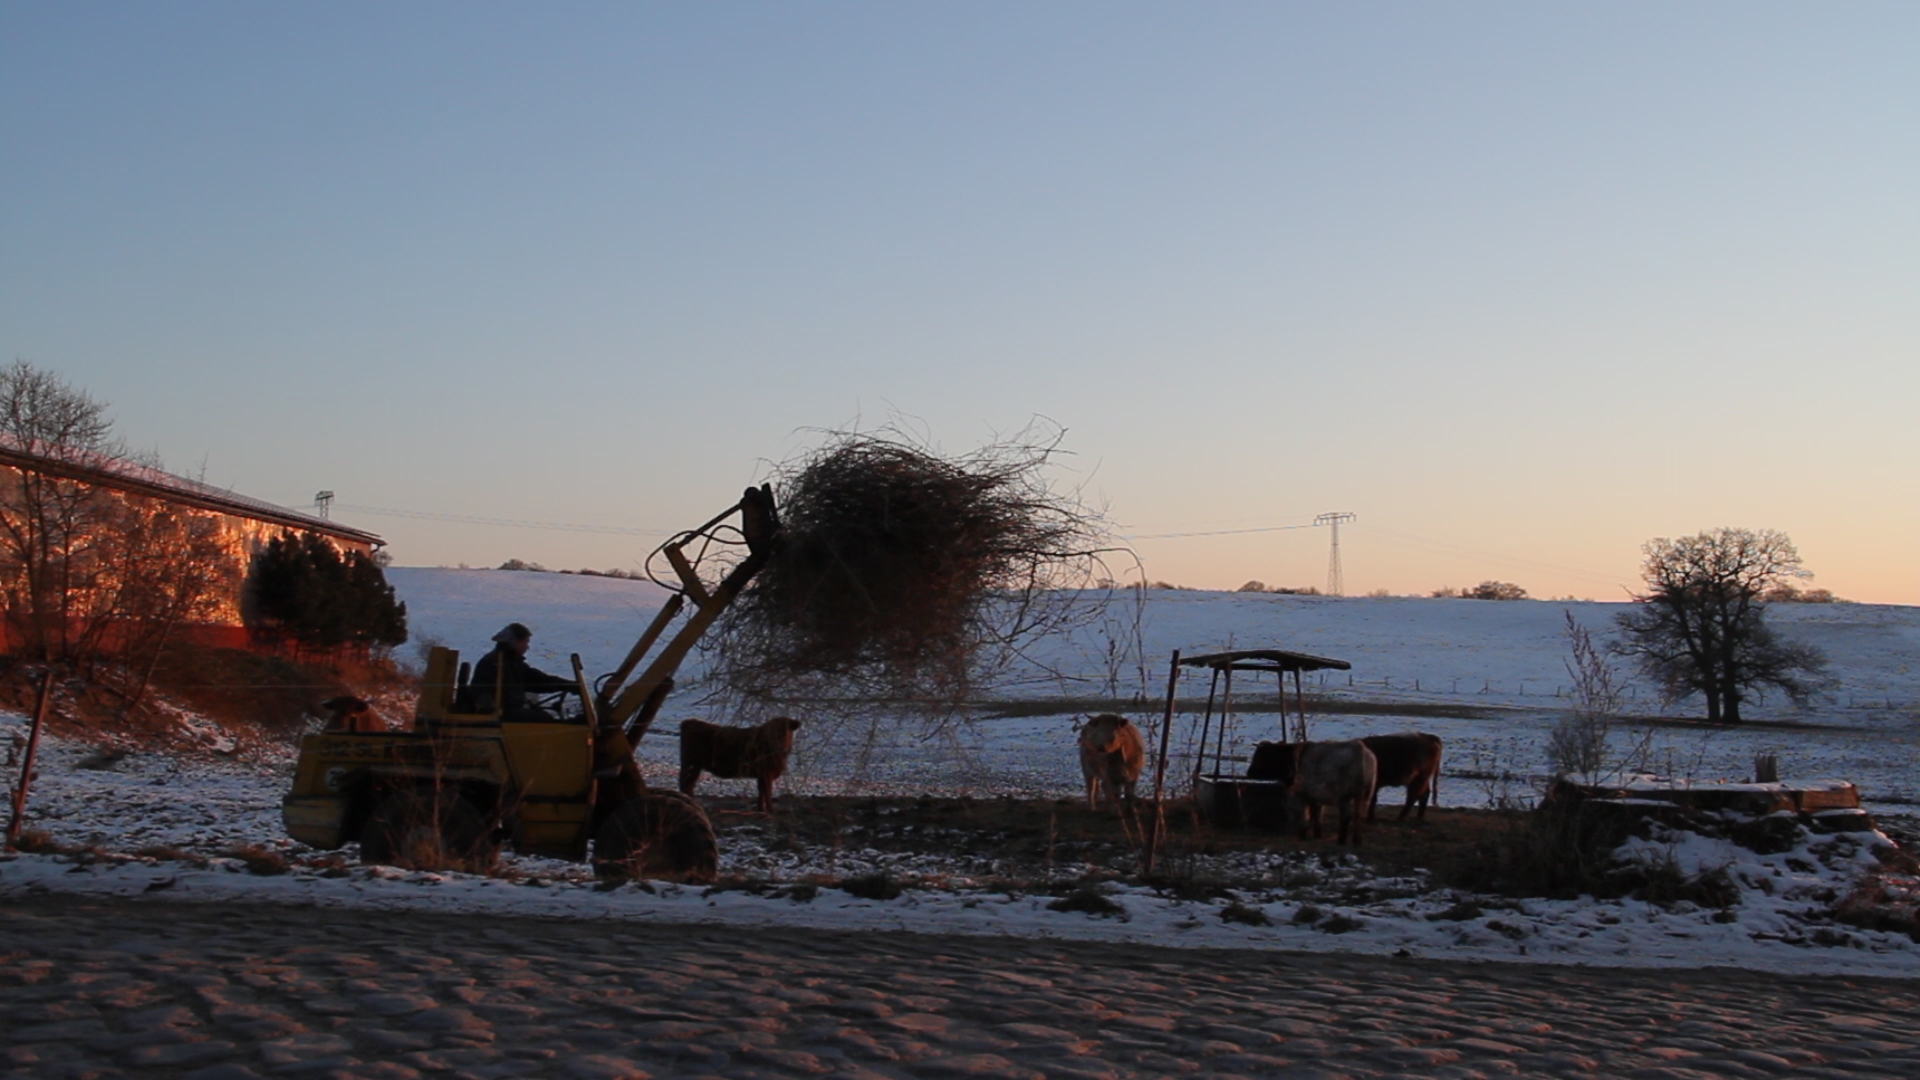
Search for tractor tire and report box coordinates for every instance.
[359,790,498,873]
[593,791,718,884]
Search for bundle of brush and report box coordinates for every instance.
[712,424,1113,707]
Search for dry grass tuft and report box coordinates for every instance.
[224,843,290,876]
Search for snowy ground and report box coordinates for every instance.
[3,572,1918,977]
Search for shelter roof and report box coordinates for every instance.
[1177,648,1351,674]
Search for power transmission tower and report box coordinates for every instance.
[1314,512,1356,596]
[314,490,334,520]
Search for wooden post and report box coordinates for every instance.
[1144,649,1181,876]
[1295,668,1306,742]
[1214,666,1234,780]
[6,669,56,851]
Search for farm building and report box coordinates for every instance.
[0,443,384,652]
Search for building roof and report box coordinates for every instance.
[0,443,383,547]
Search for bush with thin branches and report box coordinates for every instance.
[707,423,1116,715]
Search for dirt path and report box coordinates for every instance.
[3,896,1916,1080]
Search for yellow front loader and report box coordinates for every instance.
[282,485,779,882]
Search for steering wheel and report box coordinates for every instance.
[529,687,578,721]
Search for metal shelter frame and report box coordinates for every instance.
[1141,646,1352,874]
[1177,649,1353,788]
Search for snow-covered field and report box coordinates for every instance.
[3,569,1917,976]
[392,568,1920,814]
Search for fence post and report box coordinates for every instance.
[6,669,56,851]
[1144,649,1181,876]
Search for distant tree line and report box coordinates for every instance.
[496,559,643,579]
[1236,581,1322,595]
[1431,581,1530,601]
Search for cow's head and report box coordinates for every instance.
[767,716,801,749]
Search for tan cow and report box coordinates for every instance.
[678,717,802,813]
[1076,714,1145,815]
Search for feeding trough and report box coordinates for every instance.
[1170,648,1352,831]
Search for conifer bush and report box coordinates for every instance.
[249,533,407,654]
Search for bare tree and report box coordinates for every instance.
[103,500,233,708]
[0,362,126,663]
[1613,528,1829,723]
[0,363,231,690]
[1547,609,1652,785]
[1464,580,1528,601]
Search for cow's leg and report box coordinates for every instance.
[1410,768,1437,821]
[679,765,702,796]
[1114,776,1141,844]
[757,775,774,814]
[1367,786,1382,824]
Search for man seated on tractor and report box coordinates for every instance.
[468,622,577,721]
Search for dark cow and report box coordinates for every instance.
[1247,740,1296,784]
[678,717,802,813]
[1360,732,1443,822]
[320,696,384,734]
[1286,739,1378,845]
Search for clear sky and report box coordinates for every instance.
[3,3,1914,603]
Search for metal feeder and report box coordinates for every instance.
[1177,649,1351,830]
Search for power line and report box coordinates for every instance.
[309,501,1630,590]
[1122,522,1320,540]
[1127,516,1627,591]
[330,503,676,537]
[1364,525,1627,589]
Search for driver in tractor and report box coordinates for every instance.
[467,622,577,721]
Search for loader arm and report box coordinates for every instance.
[598,484,779,743]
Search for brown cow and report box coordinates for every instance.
[678,717,801,813]
[1360,732,1443,823]
[320,696,384,734]
[1076,713,1145,815]
[1287,739,1378,845]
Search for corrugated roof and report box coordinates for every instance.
[1178,648,1352,673]
[0,443,383,546]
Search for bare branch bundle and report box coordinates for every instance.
[709,423,1116,712]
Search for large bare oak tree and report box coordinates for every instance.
[1613,527,1829,723]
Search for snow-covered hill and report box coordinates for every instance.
[391,568,1920,719]
[389,568,1920,813]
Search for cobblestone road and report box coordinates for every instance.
[3,896,1917,1080]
